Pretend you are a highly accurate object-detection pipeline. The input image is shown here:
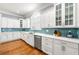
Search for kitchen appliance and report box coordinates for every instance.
[34,35,42,50]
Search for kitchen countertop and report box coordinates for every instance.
[1,32,79,44]
[34,32,79,44]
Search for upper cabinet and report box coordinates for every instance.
[55,3,76,28]
[1,17,8,28]
[22,18,30,28]
[19,18,30,28]
[40,6,55,28]
[30,12,41,30]
[55,4,62,28]
[1,16,20,28]
[7,18,20,28]
[64,3,76,27]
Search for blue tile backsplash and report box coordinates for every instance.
[1,28,79,39]
[1,28,30,32]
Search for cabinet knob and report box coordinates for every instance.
[62,45,66,51]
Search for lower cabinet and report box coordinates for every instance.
[0,32,8,43]
[53,39,79,55]
[53,39,63,55]
[21,32,28,41]
[7,32,14,41]
[63,46,78,55]
[42,37,54,55]
[26,33,34,47]
[12,32,21,40]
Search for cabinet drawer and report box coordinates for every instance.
[62,41,78,49]
[42,37,52,42]
[42,43,53,49]
[54,39,63,45]
[64,46,78,55]
[42,40,53,45]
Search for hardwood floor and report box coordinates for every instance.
[0,39,46,55]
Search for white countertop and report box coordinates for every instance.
[34,32,79,44]
[1,32,79,44]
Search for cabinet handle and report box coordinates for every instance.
[62,46,66,51]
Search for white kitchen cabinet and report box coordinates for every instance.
[20,32,34,47]
[40,6,55,28]
[20,32,24,39]
[62,41,79,55]
[30,12,41,30]
[42,37,54,54]
[26,33,34,47]
[1,17,20,28]
[0,32,8,43]
[7,32,14,41]
[53,38,79,55]
[63,46,78,55]
[1,17,8,28]
[12,32,21,40]
[53,39,63,55]
[22,18,30,28]
[21,32,28,41]
[13,20,20,28]
[55,3,76,28]
[0,14,2,31]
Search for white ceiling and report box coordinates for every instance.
[0,3,54,18]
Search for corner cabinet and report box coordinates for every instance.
[55,3,76,28]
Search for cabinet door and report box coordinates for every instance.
[64,3,76,27]
[27,34,34,47]
[63,46,78,55]
[40,9,50,28]
[42,37,53,48]
[55,4,63,28]
[7,32,13,41]
[0,32,8,43]
[42,37,53,54]
[23,19,30,28]
[31,13,41,30]
[54,44,63,55]
[1,17,8,28]
[53,39,63,55]
[62,41,79,55]
[42,45,53,55]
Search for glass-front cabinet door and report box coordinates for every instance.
[65,3,76,27]
[55,3,76,28]
[55,4,62,27]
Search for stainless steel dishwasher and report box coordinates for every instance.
[34,35,42,50]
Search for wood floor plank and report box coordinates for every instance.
[0,39,46,55]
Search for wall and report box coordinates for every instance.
[31,28,78,38]
[1,28,79,39]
